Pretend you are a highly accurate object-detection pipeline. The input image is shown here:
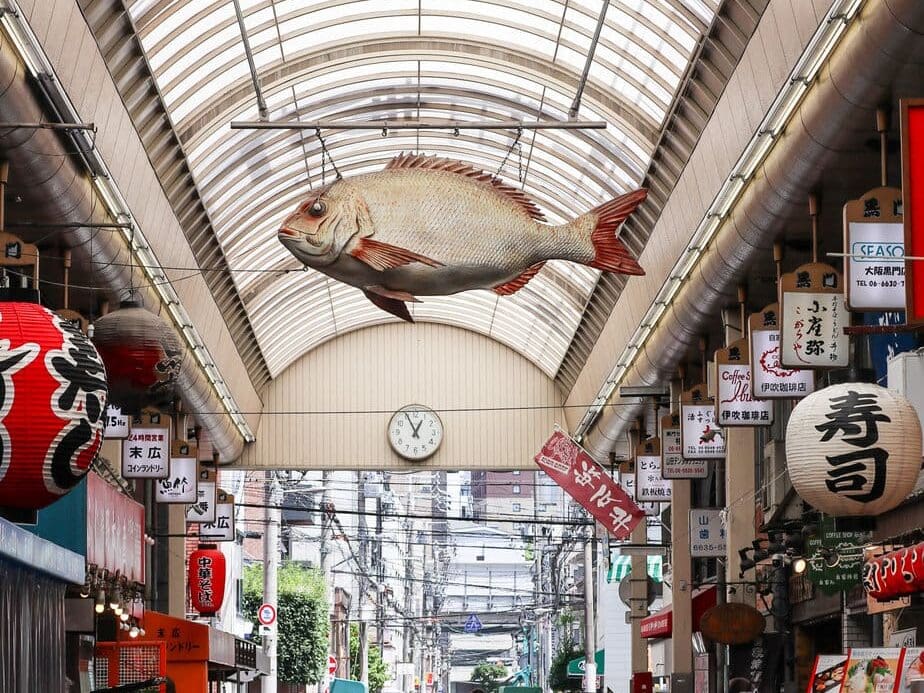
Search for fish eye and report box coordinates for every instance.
[308,200,326,218]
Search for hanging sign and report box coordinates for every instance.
[186,467,217,524]
[690,508,726,557]
[534,430,644,540]
[805,516,870,595]
[121,425,169,479]
[844,186,906,311]
[681,384,725,459]
[785,383,922,517]
[660,414,708,479]
[189,545,226,616]
[714,338,773,426]
[901,98,924,325]
[155,441,198,504]
[780,263,850,368]
[199,489,235,542]
[635,438,671,502]
[619,465,660,517]
[748,304,815,399]
[103,405,129,439]
[863,542,924,601]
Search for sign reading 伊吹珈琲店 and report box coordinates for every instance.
[748,305,815,400]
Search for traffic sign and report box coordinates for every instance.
[328,654,338,676]
[258,603,277,626]
[463,614,483,633]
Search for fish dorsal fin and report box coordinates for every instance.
[384,153,546,222]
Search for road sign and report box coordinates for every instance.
[328,654,338,676]
[463,614,483,633]
[258,603,277,626]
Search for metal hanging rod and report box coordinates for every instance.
[5,221,132,229]
[0,122,95,130]
[230,119,607,131]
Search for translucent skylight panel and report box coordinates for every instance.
[279,15,419,59]
[419,15,557,58]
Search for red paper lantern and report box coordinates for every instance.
[0,302,108,510]
[91,300,183,414]
[189,545,226,616]
[863,542,924,600]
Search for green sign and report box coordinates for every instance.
[566,650,605,677]
[805,517,870,595]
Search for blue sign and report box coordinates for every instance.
[463,614,483,633]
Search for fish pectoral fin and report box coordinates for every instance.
[349,237,442,271]
[365,285,421,303]
[363,288,416,323]
[492,262,546,295]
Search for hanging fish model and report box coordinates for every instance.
[277,154,646,321]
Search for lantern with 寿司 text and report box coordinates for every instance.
[785,382,921,516]
[189,545,226,616]
[0,301,108,513]
[91,300,184,414]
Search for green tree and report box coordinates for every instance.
[548,636,583,693]
[470,662,508,692]
[349,623,390,693]
[243,562,330,685]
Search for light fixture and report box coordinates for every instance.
[109,585,121,611]
[114,603,123,617]
[119,611,130,622]
[94,588,106,614]
[138,627,146,637]
[792,557,808,575]
[128,623,139,638]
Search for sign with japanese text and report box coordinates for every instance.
[902,98,924,325]
[122,426,169,479]
[619,466,660,517]
[842,648,903,693]
[681,385,725,459]
[86,471,145,582]
[748,305,815,399]
[690,508,726,557]
[155,440,198,504]
[103,404,129,438]
[661,414,709,479]
[534,430,644,540]
[780,264,849,368]
[135,610,208,662]
[199,489,235,542]
[729,633,783,693]
[635,438,671,502]
[864,544,916,612]
[186,467,217,524]
[715,338,773,426]
[844,187,905,311]
[805,517,869,595]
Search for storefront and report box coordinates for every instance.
[639,586,717,679]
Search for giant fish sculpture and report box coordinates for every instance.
[278,154,646,321]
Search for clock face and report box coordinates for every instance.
[388,406,443,460]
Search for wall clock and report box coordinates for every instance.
[387,405,443,460]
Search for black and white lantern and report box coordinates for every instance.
[786,382,922,516]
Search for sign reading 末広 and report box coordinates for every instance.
[748,305,815,400]
[635,438,671,502]
[681,385,725,459]
[715,338,773,427]
[780,263,849,369]
[660,414,709,479]
[844,186,905,311]
[690,509,726,557]
[198,489,235,542]
[122,426,169,479]
[534,430,644,540]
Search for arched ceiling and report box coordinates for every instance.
[123,0,718,379]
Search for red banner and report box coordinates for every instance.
[902,99,924,324]
[534,430,643,539]
[86,472,145,583]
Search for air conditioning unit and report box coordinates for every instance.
[759,440,789,516]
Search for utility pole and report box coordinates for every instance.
[263,473,281,693]
[377,490,385,653]
[583,527,596,693]
[357,471,369,685]
[320,470,330,575]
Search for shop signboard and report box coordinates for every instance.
[103,404,129,439]
[842,648,903,693]
[122,425,169,479]
[890,630,917,649]
[198,490,235,542]
[714,338,773,426]
[534,430,643,540]
[156,441,198,504]
[844,187,905,311]
[780,263,849,368]
[661,414,709,479]
[681,384,725,459]
[864,545,913,614]
[748,304,815,400]
[186,467,217,524]
[635,438,671,502]
[86,471,144,583]
[729,633,783,693]
[805,517,870,595]
[899,648,924,692]
[619,467,660,517]
[901,98,924,325]
[806,654,848,693]
[689,509,725,557]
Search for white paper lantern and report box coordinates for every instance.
[786,382,922,516]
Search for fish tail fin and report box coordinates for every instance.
[584,189,647,275]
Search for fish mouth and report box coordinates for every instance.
[277,227,300,240]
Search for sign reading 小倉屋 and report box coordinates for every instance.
[780,264,849,369]
[534,430,644,540]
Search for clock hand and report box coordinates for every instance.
[413,418,425,437]
[406,412,420,439]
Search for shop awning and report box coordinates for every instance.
[639,585,717,639]
[608,555,663,583]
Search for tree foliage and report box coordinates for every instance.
[470,662,508,692]
[349,623,390,693]
[548,636,583,693]
[243,562,330,685]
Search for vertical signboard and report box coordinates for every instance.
[714,338,773,426]
[635,438,671,502]
[844,187,906,311]
[748,305,815,399]
[690,508,726,557]
[681,384,725,459]
[187,467,217,524]
[156,440,198,504]
[199,489,235,542]
[901,98,924,325]
[103,405,129,439]
[661,413,708,479]
[780,263,849,368]
[122,426,170,479]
